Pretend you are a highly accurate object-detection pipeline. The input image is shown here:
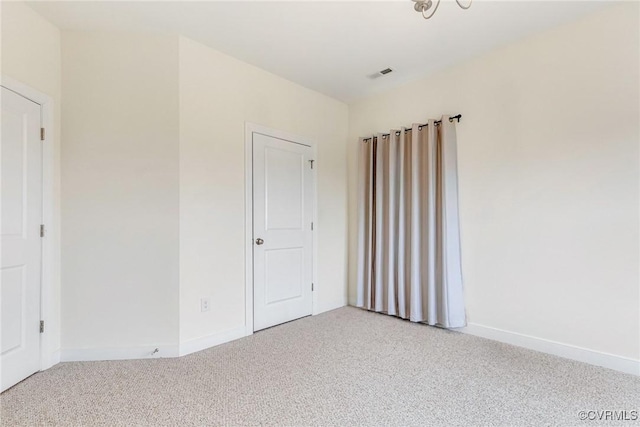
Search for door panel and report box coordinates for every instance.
[1,267,26,354]
[1,87,42,392]
[265,248,303,304]
[253,133,313,331]
[265,147,303,230]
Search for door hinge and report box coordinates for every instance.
[40,321,45,333]
[40,224,45,237]
[312,283,314,292]
[309,159,314,169]
[311,222,314,231]
[40,128,45,141]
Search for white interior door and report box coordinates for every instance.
[1,87,43,392]
[252,132,313,331]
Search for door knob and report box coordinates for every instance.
[255,238,264,245]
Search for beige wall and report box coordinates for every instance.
[348,3,639,360]
[57,32,349,353]
[179,36,349,343]
[1,1,62,358]
[61,32,180,352]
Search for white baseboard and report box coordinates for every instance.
[313,300,348,316]
[49,349,61,367]
[179,326,247,357]
[462,323,640,376]
[39,349,61,371]
[60,326,249,362]
[61,344,180,362]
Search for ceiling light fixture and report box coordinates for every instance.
[412,0,472,20]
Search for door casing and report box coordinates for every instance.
[1,76,58,375]
[244,123,318,335]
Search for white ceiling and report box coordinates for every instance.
[28,0,612,103]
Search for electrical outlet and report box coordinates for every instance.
[201,297,210,312]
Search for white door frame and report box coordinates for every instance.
[1,76,58,370]
[244,123,318,336]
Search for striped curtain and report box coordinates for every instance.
[356,116,466,328]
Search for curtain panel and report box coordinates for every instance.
[356,116,466,328]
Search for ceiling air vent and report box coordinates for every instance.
[368,68,394,79]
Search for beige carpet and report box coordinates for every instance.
[1,307,638,426]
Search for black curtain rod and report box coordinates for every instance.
[362,114,462,141]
